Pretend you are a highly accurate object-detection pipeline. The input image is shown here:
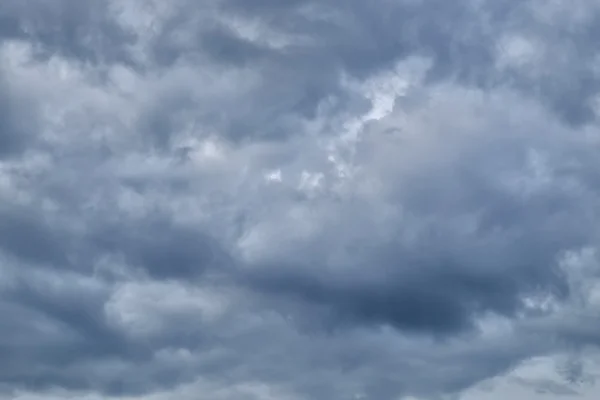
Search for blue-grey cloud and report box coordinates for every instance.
[3,1,600,400]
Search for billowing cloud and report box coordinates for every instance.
[2,0,600,399]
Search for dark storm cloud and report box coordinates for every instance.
[3,0,600,399]
[133,0,600,159]
[88,215,231,280]
[0,74,37,159]
[243,141,581,335]
[0,196,227,281]
[0,203,70,267]
[214,0,600,127]
[200,25,275,66]
[0,272,135,395]
[141,0,487,144]
[0,0,136,66]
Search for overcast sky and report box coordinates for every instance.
[2,0,600,399]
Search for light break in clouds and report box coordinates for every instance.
[3,0,600,399]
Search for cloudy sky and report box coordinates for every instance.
[3,0,600,399]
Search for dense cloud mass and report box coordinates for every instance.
[3,0,600,399]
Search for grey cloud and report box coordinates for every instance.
[214,0,600,126]
[0,0,136,66]
[200,25,275,67]
[238,89,590,335]
[0,198,230,281]
[134,0,600,155]
[513,378,580,396]
[88,215,231,280]
[0,74,38,159]
[3,0,600,399]
[0,203,71,267]
[0,273,135,395]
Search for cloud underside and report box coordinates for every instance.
[2,0,600,399]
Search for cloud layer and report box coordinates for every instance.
[3,0,600,399]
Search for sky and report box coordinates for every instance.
[2,0,600,399]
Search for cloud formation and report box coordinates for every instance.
[3,0,600,399]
